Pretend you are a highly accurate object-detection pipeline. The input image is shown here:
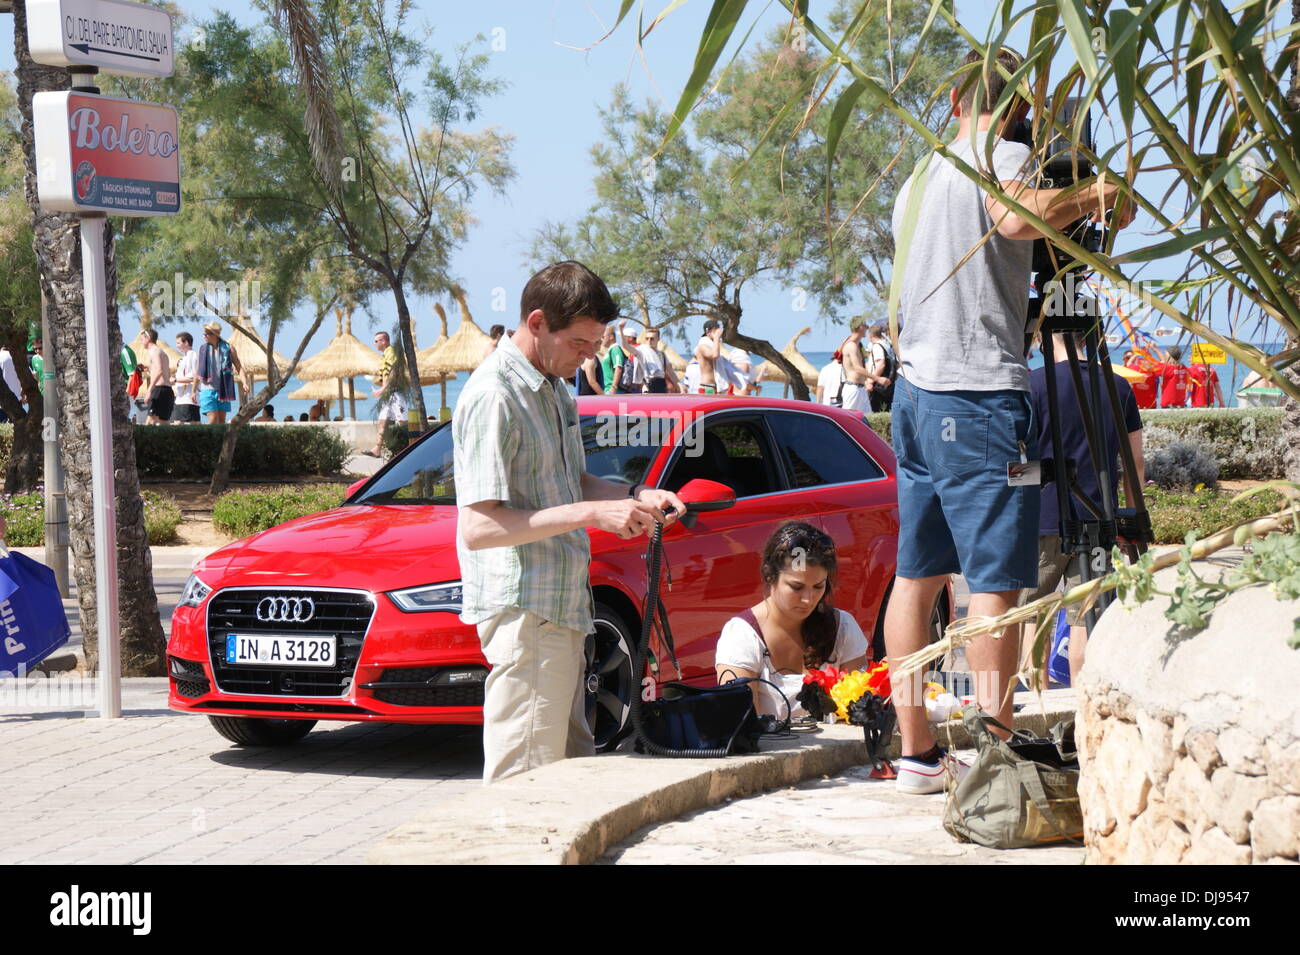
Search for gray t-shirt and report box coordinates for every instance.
[891,134,1034,392]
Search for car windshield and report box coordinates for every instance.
[349,414,668,505]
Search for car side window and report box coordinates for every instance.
[663,418,782,498]
[766,411,885,488]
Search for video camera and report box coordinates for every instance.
[1009,97,1104,291]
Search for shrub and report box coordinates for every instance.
[1146,439,1221,490]
[212,484,348,537]
[133,424,349,478]
[864,411,891,443]
[1,487,182,546]
[1145,486,1288,544]
[1140,408,1285,479]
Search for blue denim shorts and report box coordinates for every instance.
[891,376,1040,593]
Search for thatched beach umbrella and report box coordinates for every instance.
[753,327,820,395]
[416,301,452,385]
[427,289,491,420]
[225,317,291,383]
[295,307,380,419]
[288,377,369,407]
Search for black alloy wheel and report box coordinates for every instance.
[584,603,637,752]
[871,583,950,665]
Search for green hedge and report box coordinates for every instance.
[213,484,348,538]
[863,407,1284,480]
[133,424,349,478]
[0,422,348,480]
[1,488,181,546]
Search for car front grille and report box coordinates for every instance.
[206,589,374,697]
[366,666,487,708]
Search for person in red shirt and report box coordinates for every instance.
[1188,360,1224,408]
[1125,351,1159,409]
[1155,346,1191,408]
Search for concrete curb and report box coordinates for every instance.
[369,690,1076,865]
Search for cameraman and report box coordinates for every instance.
[885,48,1133,794]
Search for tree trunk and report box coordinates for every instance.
[13,0,164,676]
[714,301,812,402]
[391,280,428,427]
[208,306,332,494]
[1284,3,1300,483]
[1,324,43,493]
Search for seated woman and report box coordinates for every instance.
[714,521,868,717]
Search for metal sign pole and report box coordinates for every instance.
[80,212,121,718]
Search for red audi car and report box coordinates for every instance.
[168,395,949,749]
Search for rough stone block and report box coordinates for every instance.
[1150,812,1191,866]
[1217,728,1269,776]
[1210,768,1269,844]
[1264,741,1300,795]
[1166,757,1214,835]
[1136,709,1176,787]
[1186,731,1223,775]
[1250,795,1300,861]
[1170,715,1188,757]
[1185,825,1251,865]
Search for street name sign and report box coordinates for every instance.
[27,0,174,78]
[34,91,180,216]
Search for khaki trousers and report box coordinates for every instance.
[476,607,594,784]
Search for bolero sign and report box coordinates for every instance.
[33,91,181,216]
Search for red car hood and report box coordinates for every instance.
[194,504,462,593]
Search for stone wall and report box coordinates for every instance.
[1077,549,1300,864]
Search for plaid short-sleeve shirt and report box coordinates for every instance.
[453,333,592,633]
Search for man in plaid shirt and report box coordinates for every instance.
[455,261,685,783]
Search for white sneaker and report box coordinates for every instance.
[896,750,970,795]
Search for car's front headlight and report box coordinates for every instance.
[177,573,212,609]
[387,581,463,613]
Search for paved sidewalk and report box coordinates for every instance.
[0,679,482,865]
[604,759,1084,865]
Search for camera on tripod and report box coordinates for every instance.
[1010,97,1153,634]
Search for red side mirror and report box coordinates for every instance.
[676,478,736,513]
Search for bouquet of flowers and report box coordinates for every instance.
[801,662,896,777]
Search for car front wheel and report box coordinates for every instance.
[207,716,317,747]
[584,603,638,753]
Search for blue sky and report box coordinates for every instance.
[3,1,1288,364]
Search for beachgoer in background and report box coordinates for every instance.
[197,321,249,424]
[817,355,844,406]
[483,324,506,359]
[140,329,174,425]
[836,320,871,413]
[1155,346,1191,408]
[365,331,408,456]
[635,328,679,393]
[692,320,724,394]
[866,323,897,412]
[172,332,200,423]
[1189,359,1224,408]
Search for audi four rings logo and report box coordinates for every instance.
[256,596,316,623]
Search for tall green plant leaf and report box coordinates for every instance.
[665,0,751,144]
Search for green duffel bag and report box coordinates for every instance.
[943,706,1084,849]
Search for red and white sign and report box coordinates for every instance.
[27,0,174,78]
[33,91,180,216]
